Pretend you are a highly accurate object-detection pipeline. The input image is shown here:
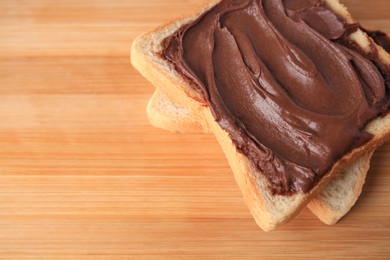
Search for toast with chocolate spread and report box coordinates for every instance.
[131,0,390,230]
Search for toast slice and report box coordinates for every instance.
[307,151,373,224]
[147,89,374,225]
[147,89,209,134]
[132,0,390,230]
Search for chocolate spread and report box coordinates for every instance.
[162,0,390,195]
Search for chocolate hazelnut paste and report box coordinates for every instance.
[162,0,390,195]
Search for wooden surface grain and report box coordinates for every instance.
[0,0,389,259]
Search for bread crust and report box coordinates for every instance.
[131,0,390,230]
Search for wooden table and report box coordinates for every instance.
[0,0,389,259]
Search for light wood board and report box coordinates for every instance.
[0,0,389,259]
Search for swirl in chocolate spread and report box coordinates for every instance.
[162,0,390,195]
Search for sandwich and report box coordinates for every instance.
[131,0,390,231]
